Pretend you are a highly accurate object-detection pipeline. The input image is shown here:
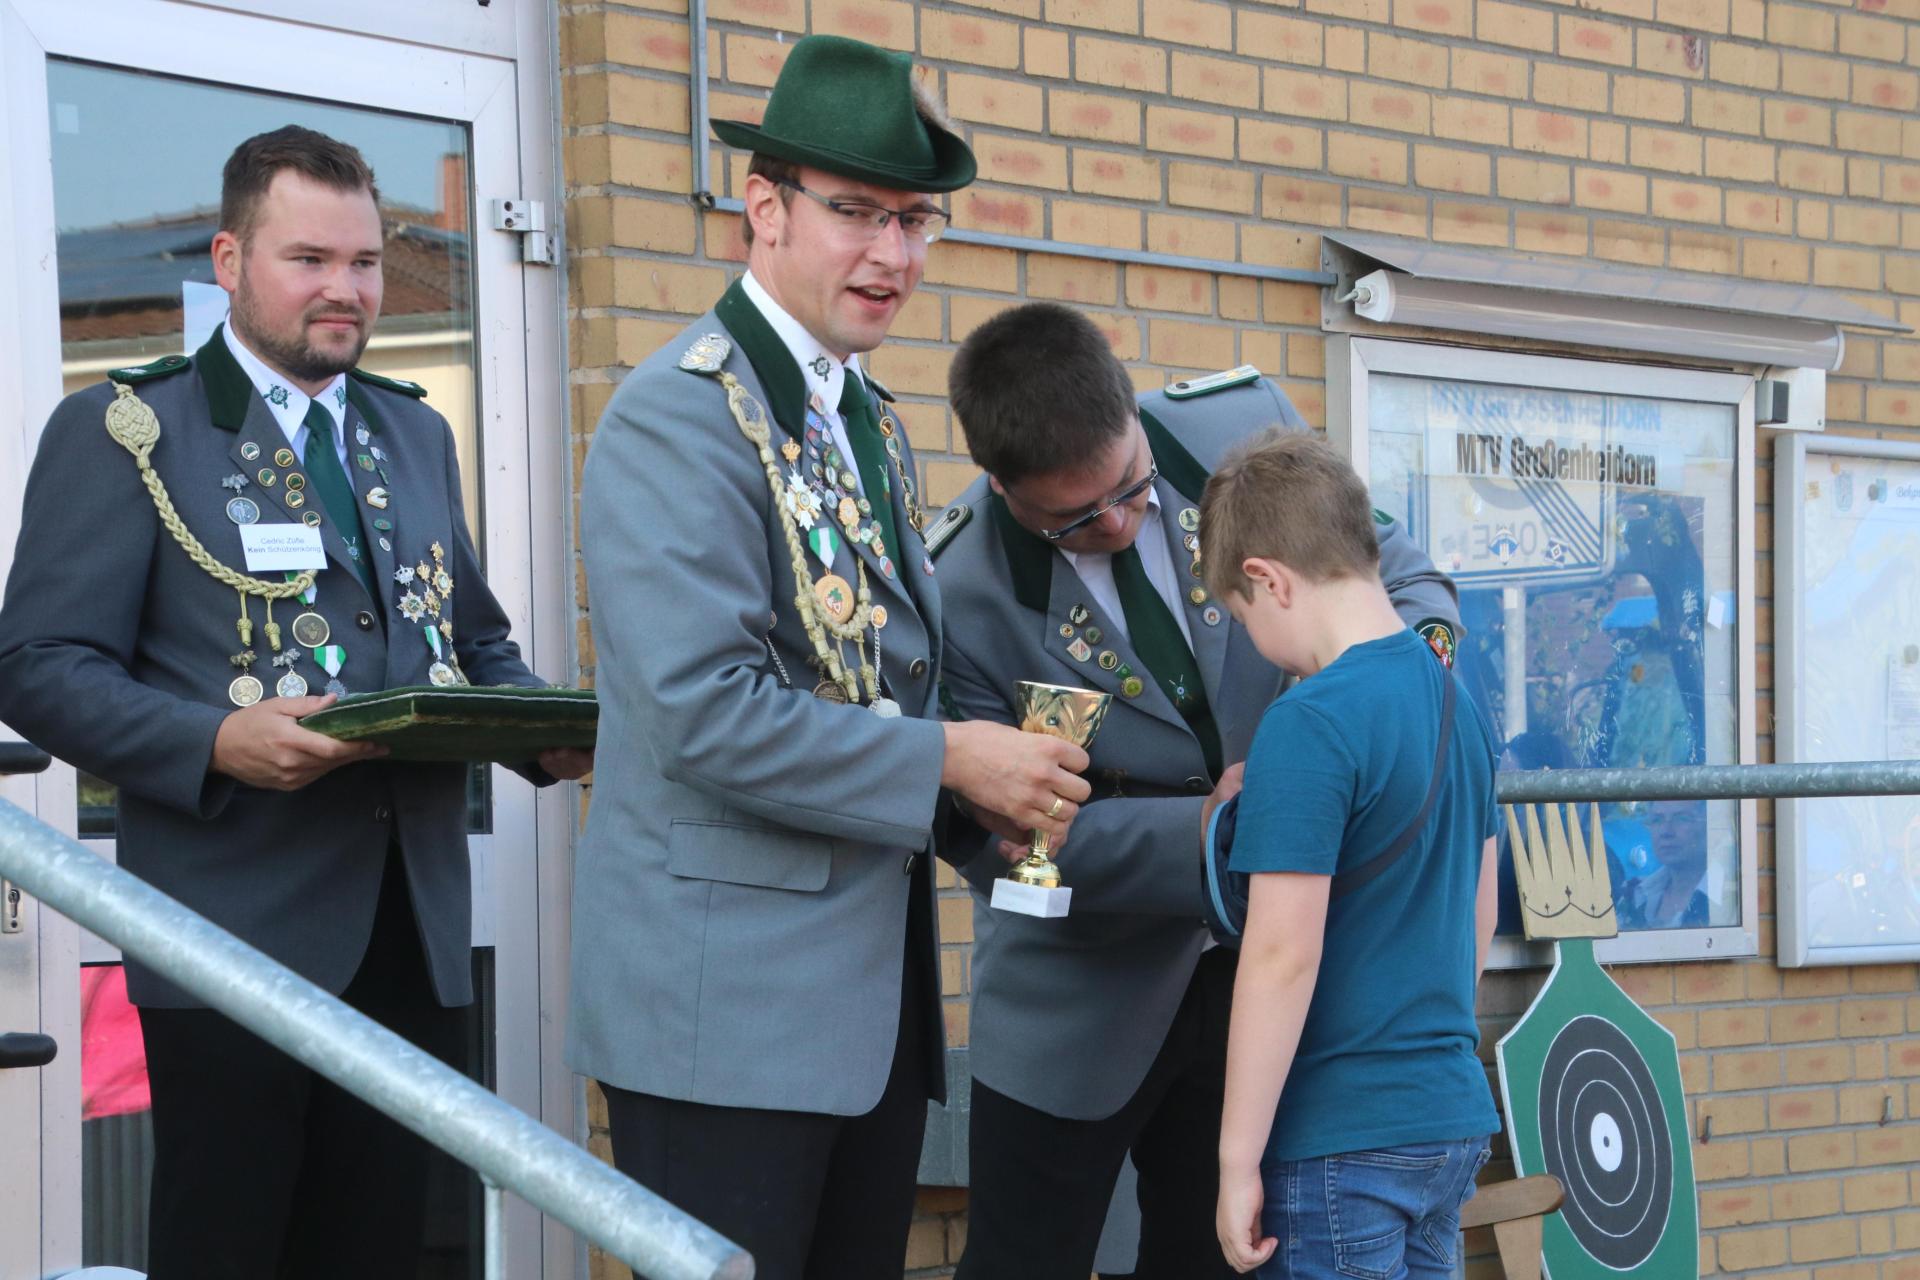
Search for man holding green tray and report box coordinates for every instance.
[0,126,589,1279]
[572,34,1090,1279]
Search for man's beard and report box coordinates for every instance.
[229,285,370,383]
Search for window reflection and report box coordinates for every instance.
[1368,370,1741,937]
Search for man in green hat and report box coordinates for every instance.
[569,34,1091,1278]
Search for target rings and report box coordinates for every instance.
[1537,1015,1674,1269]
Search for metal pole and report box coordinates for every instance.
[1498,758,1920,804]
[485,1179,506,1280]
[689,0,714,209]
[0,798,752,1280]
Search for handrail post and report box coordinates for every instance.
[0,797,753,1280]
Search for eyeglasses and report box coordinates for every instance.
[777,179,950,244]
[1038,465,1159,542]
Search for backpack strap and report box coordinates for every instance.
[1331,672,1458,901]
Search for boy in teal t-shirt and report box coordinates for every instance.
[1198,432,1501,1278]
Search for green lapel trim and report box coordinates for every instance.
[343,379,388,436]
[993,408,1214,616]
[713,279,806,444]
[197,324,381,436]
[990,492,1056,615]
[198,324,257,431]
[1138,407,1209,504]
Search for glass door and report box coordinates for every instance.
[0,3,567,1275]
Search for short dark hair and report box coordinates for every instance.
[1200,430,1380,600]
[740,153,800,248]
[220,126,379,245]
[949,302,1137,484]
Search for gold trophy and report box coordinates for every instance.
[991,680,1112,918]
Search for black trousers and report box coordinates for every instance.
[138,850,466,1280]
[956,946,1238,1280]
[602,944,932,1280]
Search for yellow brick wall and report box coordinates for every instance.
[560,0,1920,1274]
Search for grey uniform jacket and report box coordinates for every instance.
[935,375,1460,1121]
[0,328,549,1008]
[567,287,952,1116]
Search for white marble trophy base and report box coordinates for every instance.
[992,877,1073,918]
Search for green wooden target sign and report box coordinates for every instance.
[1498,804,1698,1278]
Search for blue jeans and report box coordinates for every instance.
[1256,1137,1492,1280]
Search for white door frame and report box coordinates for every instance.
[0,3,575,1276]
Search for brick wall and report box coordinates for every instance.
[560,0,1920,1274]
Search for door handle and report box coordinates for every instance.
[0,1032,57,1070]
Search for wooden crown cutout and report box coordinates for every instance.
[1505,802,1619,941]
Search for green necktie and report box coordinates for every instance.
[1112,542,1223,779]
[837,372,902,564]
[301,401,373,596]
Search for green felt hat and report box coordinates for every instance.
[711,35,976,194]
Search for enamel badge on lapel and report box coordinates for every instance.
[366,487,390,510]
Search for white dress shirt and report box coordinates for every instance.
[740,271,870,499]
[1062,487,1196,648]
[222,322,351,473]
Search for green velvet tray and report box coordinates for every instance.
[300,685,597,763]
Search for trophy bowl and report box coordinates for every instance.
[1009,680,1112,889]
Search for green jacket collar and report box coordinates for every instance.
[1138,407,1207,504]
[197,324,256,431]
[992,406,1213,614]
[714,279,806,444]
[197,323,385,436]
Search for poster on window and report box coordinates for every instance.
[1778,440,1920,965]
[1367,371,1743,945]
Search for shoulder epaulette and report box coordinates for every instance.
[924,503,972,560]
[1164,364,1261,400]
[866,374,897,404]
[107,353,192,386]
[678,333,733,376]
[348,367,428,398]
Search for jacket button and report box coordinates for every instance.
[908,658,929,679]
[356,611,375,631]
[374,805,392,822]
[1185,776,1209,794]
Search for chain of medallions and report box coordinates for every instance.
[720,373,878,703]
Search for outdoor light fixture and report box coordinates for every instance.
[1341,268,1848,372]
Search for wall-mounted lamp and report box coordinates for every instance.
[1340,269,1847,373]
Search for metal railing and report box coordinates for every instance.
[0,796,753,1280]
[6,754,1916,1278]
[1497,758,1920,804]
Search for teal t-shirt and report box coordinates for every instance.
[1231,628,1502,1162]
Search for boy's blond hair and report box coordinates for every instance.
[1200,430,1381,601]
